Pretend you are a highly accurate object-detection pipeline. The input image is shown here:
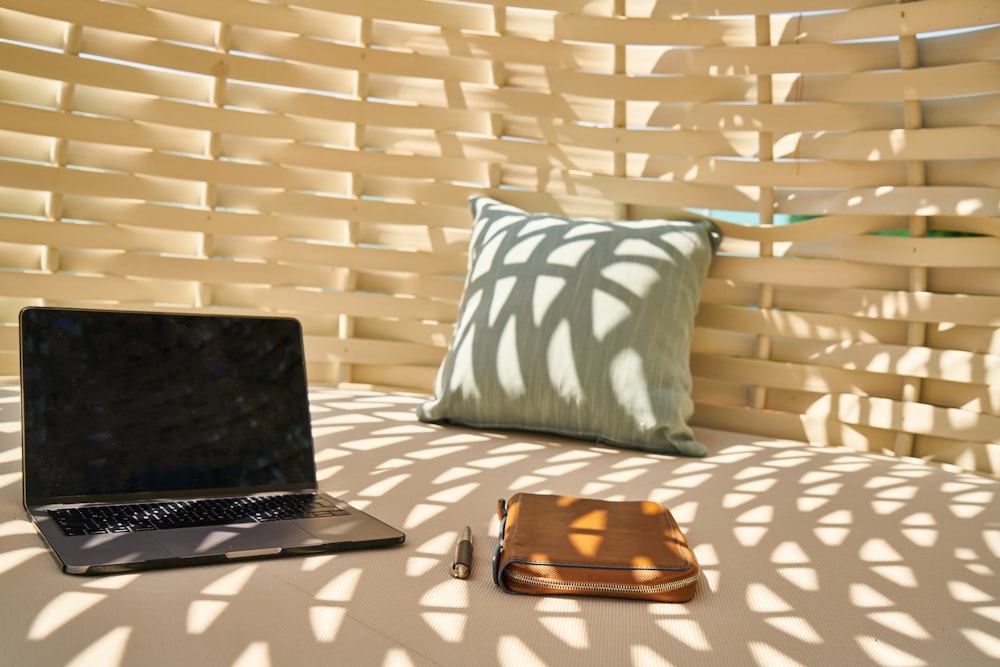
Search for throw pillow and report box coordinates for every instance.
[417,196,720,457]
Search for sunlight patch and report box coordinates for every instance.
[597,468,648,484]
[777,567,819,591]
[201,564,258,596]
[448,323,480,400]
[471,230,507,281]
[849,583,895,609]
[667,501,699,524]
[630,644,675,667]
[771,542,810,564]
[737,505,774,524]
[341,436,412,452]
[654,619,711,650]
[315,465,344,481]
[615,236,672,260]
[383,648,419,667]
[29,591,107,640]
[867,611,931,640]
[539,616,589,649]
[872,565,917,588]
[876,485,917,501]
[855,635,922,667]
[665,473,713,489]
[813,527,850,546]
[550,449,604,462]
[609,348,654,428]
[504,234,545,265]
[947,580,994,604]
[901,527,938,547]
[431,466,481,484]
[467,454,529,469]
[734,478,777,494]
[748,642,807,667]
[806,482,844,498]
[187,600,228,634]
[818,509,853,524]
[746,583,793,613]
[723,492,758,509]
[489,276,519,326]
[405,556,439,577]
[858,538,904,563]
[961,628,1000,660]
[428,434,493,446]
[426,482,479,504]
[734,526,768,547]
[0,471,22,490]
[547,238,595,267]
[358,473,410,498]
[65,627,133,667]
[231,641,271,667]
[498,636,547,667]
[532,275,566,326]
[797,497,830,512]
[565,221,609,239]
[82,573,140,591]
[497,316,526,398]
[301,555,336,572]
[510,474,548,490]
[601,261,661,298]
[404,503,446,528]
[649,489,684,506]
[764,617,822,644]
[950,503,988,519]
[535,596,582,613]
[416,532,458,556]
[520,216,565,236]
[421,612,466,643]
[0,547,46,576]
[457,289,483,332]
[315,568,363,603]
[309,606,347,643]
[375,458,413,471]
[592,289,630,341]
[420,579,470,608]
[547,319,584,404]
[982,529,1000,558]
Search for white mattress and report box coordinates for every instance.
[1,385,998,666]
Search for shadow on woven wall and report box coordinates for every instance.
[629,14,1000,473]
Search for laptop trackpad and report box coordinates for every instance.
[156,522,323,557]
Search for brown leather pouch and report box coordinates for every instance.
[492,493,699,602]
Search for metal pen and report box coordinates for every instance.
[450,526,473,579]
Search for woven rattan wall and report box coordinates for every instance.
[0,0,997,475]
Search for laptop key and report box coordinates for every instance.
[48,494,348,535]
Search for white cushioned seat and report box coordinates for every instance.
[2,386,997,666]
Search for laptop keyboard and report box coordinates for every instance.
[49,494,349,536]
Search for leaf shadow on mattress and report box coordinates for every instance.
[2,387,998,666]
[287,389,1000,666]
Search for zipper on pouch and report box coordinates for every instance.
[506,569,699,595]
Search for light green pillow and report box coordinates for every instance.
[417,196,720,457]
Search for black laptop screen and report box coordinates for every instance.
[20,308,317,503]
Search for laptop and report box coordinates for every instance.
[19,306,405,575]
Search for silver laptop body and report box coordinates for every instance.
[20,307,404,575]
